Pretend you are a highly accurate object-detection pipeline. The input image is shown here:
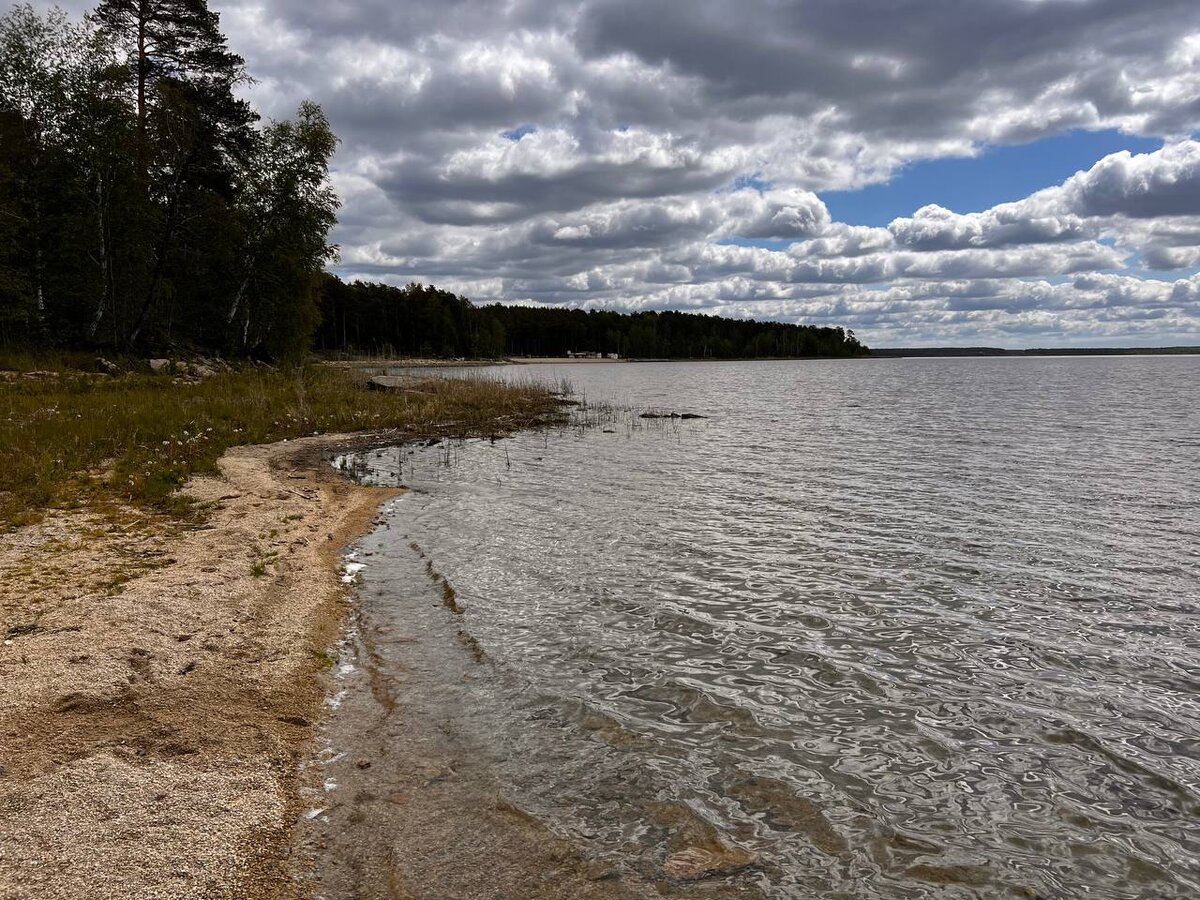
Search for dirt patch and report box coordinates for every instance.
[0,435,394,900]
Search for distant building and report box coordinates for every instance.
[566,350,603,358]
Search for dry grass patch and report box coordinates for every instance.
[0,364,561,529]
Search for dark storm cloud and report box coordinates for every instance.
[575,0,1199,137]
[372,135,732,225]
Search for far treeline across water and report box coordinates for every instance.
[0,2,863,363]
[315,277,868,360]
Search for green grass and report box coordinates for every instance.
[0,364,562,529]
[0,348,138,374]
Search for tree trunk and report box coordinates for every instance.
[89,177,112,339]
[136,10,147,135]
[129,140,192,348]
[128,187,179,347]
[226,268,251,323]
[31,195,45,328]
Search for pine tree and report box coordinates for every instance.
[92,0,247,139]
[93,0,256,346]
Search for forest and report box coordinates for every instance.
[0,2,864,363]
[0,2,338,361]
[315,276,867,359]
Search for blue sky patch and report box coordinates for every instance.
[822,129,1163,226]
[731,174,772,193]
[500,124,537,141]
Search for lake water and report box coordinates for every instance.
[337,357,1200,898]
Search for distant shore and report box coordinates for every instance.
[870,345,1200,358]
[326,356,627,367]
[324,346,1200,371]
[507,356,626,364]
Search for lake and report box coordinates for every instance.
[327,356,1200,898]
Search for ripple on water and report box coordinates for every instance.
[346,356,1200,899]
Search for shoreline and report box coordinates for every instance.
[287,521,662,900]
[0,433,400,899]
[288,448,766,900]
[0,428,756,899]
[321,350,1200,371]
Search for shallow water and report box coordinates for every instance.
[341,357,1200,898]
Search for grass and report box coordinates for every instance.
[0,363,564,530]
[0,348,136,374]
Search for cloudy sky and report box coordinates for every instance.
[53,0,1200,346]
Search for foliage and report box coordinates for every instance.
[315,276,868,359]
[0,2,338,360]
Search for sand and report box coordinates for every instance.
[0,435,393,900]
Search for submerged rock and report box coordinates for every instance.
[663,846,757,881]
[650,800,757,882]
[727,774,847,854]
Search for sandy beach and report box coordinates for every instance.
[0,434,397,899]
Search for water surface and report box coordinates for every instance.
[343,357,1200,898]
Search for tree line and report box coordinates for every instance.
[316,276,868,359]
[0,2,338,360]
[0,1,864,363]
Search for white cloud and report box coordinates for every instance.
[33,0,1200,346]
